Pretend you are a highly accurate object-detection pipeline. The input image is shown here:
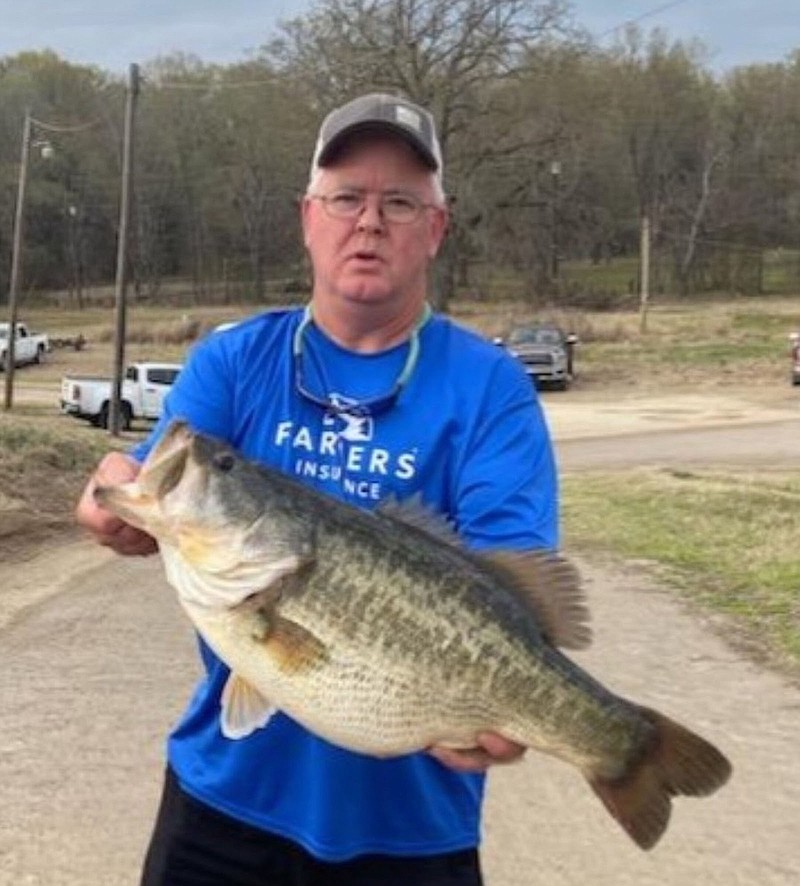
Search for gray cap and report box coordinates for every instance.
[310,93,443,180]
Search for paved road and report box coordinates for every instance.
[557,419,800,471]
[1,418,799,885]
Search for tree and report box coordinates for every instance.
[208,62,316,302]
[267,0,574,309]
[0,51,118,301]
[604,29,720,323]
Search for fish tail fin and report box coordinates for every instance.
[588,707,732,850]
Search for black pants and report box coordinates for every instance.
[141,768,484,886]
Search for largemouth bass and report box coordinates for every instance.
[96,420,731,849]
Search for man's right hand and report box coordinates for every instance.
[75,452,158,556]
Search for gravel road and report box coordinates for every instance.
[1,392,798,885]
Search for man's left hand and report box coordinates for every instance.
[428,732,526,773]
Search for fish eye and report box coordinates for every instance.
[213,451,236,472]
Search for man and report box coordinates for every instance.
[76,93,559,885]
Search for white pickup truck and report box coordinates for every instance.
[0,321,50,369]
[60,361,182,430]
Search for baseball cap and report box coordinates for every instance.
[310,93,443,182]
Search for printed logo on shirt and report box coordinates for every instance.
[273,415,418,502]
[324,394,374,443]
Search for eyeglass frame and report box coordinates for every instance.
[307,188,442,225]
[292,303,431,418]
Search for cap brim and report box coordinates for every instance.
[316,121,438,171]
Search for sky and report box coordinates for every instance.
[570,0,800,72]
[0,1,798,76]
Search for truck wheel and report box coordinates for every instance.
[97,402,132,430]
[33,345,44,364]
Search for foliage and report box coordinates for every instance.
[3,6,800,310]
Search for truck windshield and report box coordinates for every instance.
[508,327,563,346]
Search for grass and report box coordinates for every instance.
[456,293,798,391]
[560,249,800,298]
[560,256,640,294]
[653,340,777,365]
[561,468,800,673]
[574,297,797,387]
[0,407,136,537]
[0,413,121,465]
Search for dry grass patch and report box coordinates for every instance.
[91,316,230,346]
[562,467,800,676]
[0,409,134,550]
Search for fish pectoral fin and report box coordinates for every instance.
[220,673,276,740]
[483,550,592,650]
[262,616,328,676]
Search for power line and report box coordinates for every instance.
[141,75,276,92]
[596,0,694,40]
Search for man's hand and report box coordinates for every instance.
[75,451,158,556]
[428,732,526,773]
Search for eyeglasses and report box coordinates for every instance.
[309,188,438,225]
[292,304,431,418]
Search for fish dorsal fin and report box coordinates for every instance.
[483,551,592,650]
[376,493,462,547]
[220,674,276,739]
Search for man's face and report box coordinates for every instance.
[302,135,448,310]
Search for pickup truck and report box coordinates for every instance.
[0,321,50,369]
[791,332,800,386]
[495,323,578,390]
[60,361,182,430]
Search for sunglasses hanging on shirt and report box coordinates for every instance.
[292,304,431,418]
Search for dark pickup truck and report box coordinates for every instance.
[495,324,578,390]
[791,332,799,386]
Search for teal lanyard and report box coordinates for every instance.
[292,303,431,417]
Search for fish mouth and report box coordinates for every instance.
[139,420,194,498]
[94,420,194,526]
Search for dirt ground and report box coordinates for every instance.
[0,381,798,884]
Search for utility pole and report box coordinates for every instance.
[3,111,32,411]
[550,160,562,284]
[638,212,651,333]
[109,62,140,436]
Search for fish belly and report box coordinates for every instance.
[190,602,510,755]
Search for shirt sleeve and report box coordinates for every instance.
[451,355,559,553]
[129,336,236,463]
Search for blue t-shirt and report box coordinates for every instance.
[131,307,558,862]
